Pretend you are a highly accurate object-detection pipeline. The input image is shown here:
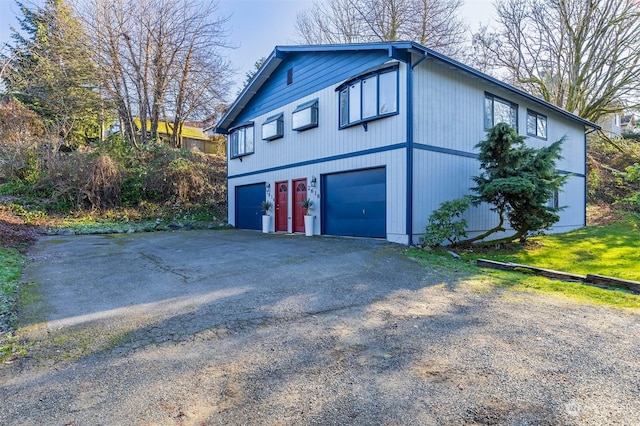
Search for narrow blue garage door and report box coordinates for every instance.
[235,183,265,230]
[322,167,386,238]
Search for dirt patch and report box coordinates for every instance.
[586,201,625,226]
[0,203,39,251]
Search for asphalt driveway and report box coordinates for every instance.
[1,230,639,425]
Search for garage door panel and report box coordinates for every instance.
[235,183,265,230]
[323,168,386,238]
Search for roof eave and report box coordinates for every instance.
[407,42,599,130]
[215,48,286,133]
[216,41,599,134]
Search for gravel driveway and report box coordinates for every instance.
[1,230,639,425]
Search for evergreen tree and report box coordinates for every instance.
[466,123,567,244]
[3,0,101,146]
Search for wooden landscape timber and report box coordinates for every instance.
[477,259,640,294]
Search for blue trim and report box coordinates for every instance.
[335,63,399,92]
[414,143,585,177]
[216,42,599,135]
[406,62,414,245]
[414,143,479,159]
[228,143,406,180]
[234,51,390,127]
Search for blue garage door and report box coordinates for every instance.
[235,183,265,230]
[322,167,386,238]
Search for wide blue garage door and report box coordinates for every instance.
[322,167,386,238]
[235,183,265,230]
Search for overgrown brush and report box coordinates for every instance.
[587,138,640,211]
[1,135,227,215]
[84,154,122,209]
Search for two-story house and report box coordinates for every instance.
[215,42,599,245]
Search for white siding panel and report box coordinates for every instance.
[412,150,585,242]
[228,149,407,242]
[412,149,497,236]
[413,59,586,175]
[412,58,586,242]
[229,62,407,180]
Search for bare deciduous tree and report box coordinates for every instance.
[472,0,640,124]
[76,0,232,148]
[295,0,467,58]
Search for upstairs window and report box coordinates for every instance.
[292,99,318,131]
[229,123,254,158]
[527,109,547,139]
[485,93,518,130]
[262,113,284,141]
[338,65,398,129]
[548,190,559,209]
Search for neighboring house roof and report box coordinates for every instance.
[216,41,599,133]
[134,118,209,141]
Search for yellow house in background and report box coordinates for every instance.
[133,119,223,154]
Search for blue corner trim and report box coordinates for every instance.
[406,63,414,245]
[228,143,407,180]
[414,143,479,159]
[414,143,585,177]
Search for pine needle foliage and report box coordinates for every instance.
[466,123,568,244]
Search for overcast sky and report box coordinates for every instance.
[0,0,496,94]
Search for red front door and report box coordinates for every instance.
[292,178,307,233]
[275,181,288,232]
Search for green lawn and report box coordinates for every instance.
[406,214,640,309]
[0,248,28,362]
[463,215,640,282]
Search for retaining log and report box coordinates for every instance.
[476,259,639,294]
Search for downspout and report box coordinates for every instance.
[405,61,415,245]
[405,53,427,246]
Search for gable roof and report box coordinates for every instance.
[216,41,599,134]
[134,118,209,141]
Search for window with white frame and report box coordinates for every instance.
[338,65,398,129]
[485,93,518,130]
[262,113,284,141]
[527,109,547,139]
[229,123,254,158]
[292,99,318,131]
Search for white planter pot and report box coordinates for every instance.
[304,215,314,236]
[262,215,271,233]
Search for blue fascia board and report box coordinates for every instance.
[216,41,598,134]
[215,49,284,132]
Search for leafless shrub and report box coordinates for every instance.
[0,101,45,181]
[83,154,122,209]
[37,152,91,209]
